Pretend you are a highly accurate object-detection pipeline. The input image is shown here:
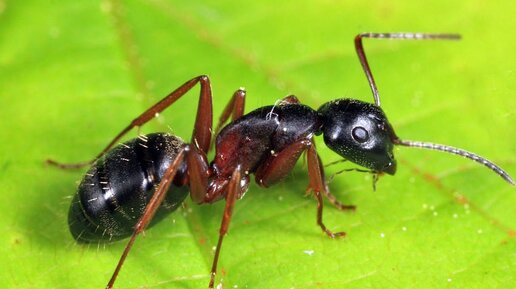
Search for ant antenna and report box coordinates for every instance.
[394,139,515,185]
[355,32,461,107]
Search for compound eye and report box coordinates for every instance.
[352,126,369,143]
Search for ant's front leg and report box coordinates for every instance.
[254,138,348,238]
[255,139,311,187]
[306,141,347,238]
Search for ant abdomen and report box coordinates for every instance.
[68,133,189,242]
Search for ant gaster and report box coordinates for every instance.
[48,33,515,289]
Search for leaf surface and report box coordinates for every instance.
[0,0,515,288]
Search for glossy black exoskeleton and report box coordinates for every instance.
[318,99,397,174]
[69,133,188,242]
[48,32,514,289]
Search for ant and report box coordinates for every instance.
[48,32,515,289]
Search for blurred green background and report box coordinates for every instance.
[0,0,514,288]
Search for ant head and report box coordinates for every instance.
[318,99,398,175]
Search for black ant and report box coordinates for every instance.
[47,32,514,289]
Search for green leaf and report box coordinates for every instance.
[1,0,514,288]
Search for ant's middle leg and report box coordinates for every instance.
[47,75,214,169]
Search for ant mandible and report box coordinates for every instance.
[48,32,515,289]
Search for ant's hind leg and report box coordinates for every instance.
[47,75,214,169]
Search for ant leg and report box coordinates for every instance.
[47,75,213,169]
[255,139,311,187]
[307,141,346,238]
[255,138,349,237]
[212,89,246,148]
[209,166,242,289]
[186,144,211,204]
[106,147,186,289]
[355,32,461,106]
